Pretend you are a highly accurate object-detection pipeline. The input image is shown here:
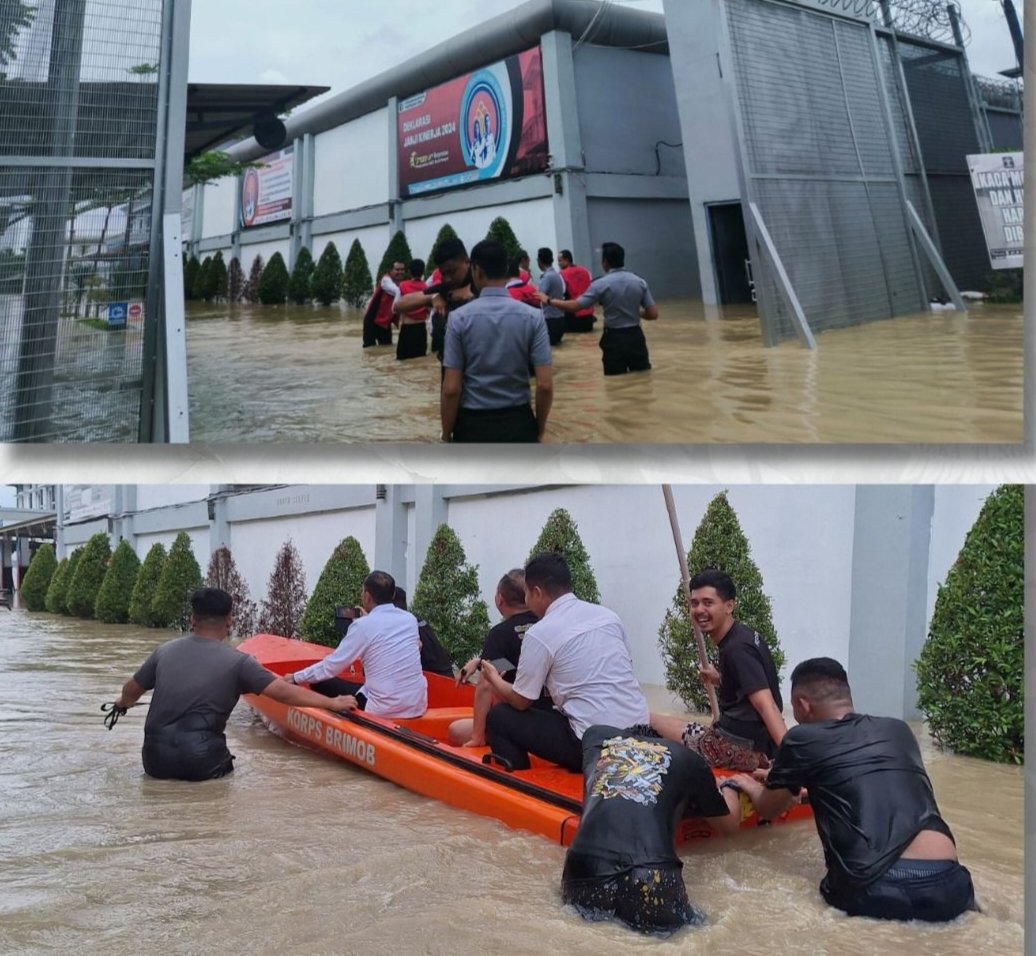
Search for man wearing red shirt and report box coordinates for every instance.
[559,250,595,334]
[506,256,543,308]
[363,259,406,348]
[396,259,430,361]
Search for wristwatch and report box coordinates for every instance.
[286,673,297,684]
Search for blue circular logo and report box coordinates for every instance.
[460,69,508,179]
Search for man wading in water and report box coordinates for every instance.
[112,589,355,781]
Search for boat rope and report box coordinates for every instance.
[101,700,149,730]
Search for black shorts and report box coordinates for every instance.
[565,314,596,334]
[600,326,651,376]
[823,859,977,923]
[563,856,703,936]
[142,717,235,782]
[452,404,539,444]
[396,323,428,361]
[310,678,368,711]
[545,315,565,346]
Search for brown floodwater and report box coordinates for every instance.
[184,300,1024,444]
[0,611,1023,956]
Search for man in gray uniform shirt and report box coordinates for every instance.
[541,242,660,376]
[537,248,567,346]
[442,240,554,444]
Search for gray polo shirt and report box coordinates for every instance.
[577,268,656,330]
[443,287,553,411]
[538,267,566,321]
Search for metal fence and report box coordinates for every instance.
[0,0,184,443]
[975,75,1025,151]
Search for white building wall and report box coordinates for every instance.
[135,528,210,572]
[238,239,291,268]
[134,485,210,511]
[201,178,238,240]
[313,110,391,216]
[926,485,998,622]
[313,226,392,270]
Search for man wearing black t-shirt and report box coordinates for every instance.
[651,569,787,771]
[730,658,977,923]
[448,569,546,747]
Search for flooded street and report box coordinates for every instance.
[0,611,1023,956]
[184,300,1024,444]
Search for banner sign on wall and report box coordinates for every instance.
[398,47,549,198]
[967,152,1024,270]
[64,486,113,523]
[241,146,295,228]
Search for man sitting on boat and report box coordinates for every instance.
[283,571,428,719]
[727,658,978,923]
[392,587,453,679]
[112,588,357,782]
[563,724,736,935]
[448,569,550,747]
[479,553,651,772]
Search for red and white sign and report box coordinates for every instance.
[241,146,295,228]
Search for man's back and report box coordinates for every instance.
[346,604,428,717]
[580,269,654,330]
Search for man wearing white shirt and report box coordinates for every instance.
[283,571,427,719]
[480,552,650,772]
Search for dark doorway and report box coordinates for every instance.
[707,202,753,305]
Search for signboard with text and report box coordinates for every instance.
[240,146,295,228]
[968,152,1024,270]
[64,486,113,523]
[397,47,549,198]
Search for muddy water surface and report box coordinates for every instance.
[185,300,1024,444]
[0,612,1023,956]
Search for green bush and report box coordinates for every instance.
[299,537,371,648]
[342,239,374,308]
[242,254,264,303]
[257,252,290,305]
[287,247,315,305]
[21,543,57,612]
[204,251,228,302]
[205,546,258,639]
[44,556,71,614]
[196,256,213,302]
[184,254,201,301]
[129,542,167,627]
[527,508,601,604]
[915,484,1024,764]
[95,539,142,624]
[485,217,522,262]
[311,242,344,307]
[226,256,244,303]
[377,230,413,283]
[258,539,308,638]
[52,547,83,616]
[986,269,1023,304]
[412,524,490,666]
[425,223,460,278]
[151,532,204,631]
[658,491,785,713]
[66,532,112,619]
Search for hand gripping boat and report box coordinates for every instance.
[238,635,813,846]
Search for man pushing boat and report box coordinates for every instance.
[112,589,356,782]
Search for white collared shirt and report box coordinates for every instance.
[293,604,427,719]
[512,592,649,737]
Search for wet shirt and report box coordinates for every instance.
[567,726,730,873]
[715,622,783,754]
[443,288,553,411]
[577,268,655,330]
[135,636,276,737]
[765,713,955,889]
[538,268,567,321]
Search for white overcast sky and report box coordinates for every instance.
[189,0,1023,100]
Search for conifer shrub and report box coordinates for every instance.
[205,546,258,639]
[52,547,83,616]
[151,532,203,631]
[342,239,374,308]
[183,254,201,301]
[204,251,228,302]
[45,555,72,614]
[658,492,785,713]
[257,252,290,305]
[258,539,308,639]
[242,254,264,303]
[527,508,601,604]
[287,247,315,305]
[299,537,371,648]
[226,256,245,303]
[196,256,213,302]
[66,532,112,619]
[95,539,142,624]
[129,542,167,627]
[412,524,490,665]
[915,484,1024,764]
[485,217,522,262]
[311,242,344,307]
[425,223,460,278]
[21,543,57,612]
[377,230,414,282]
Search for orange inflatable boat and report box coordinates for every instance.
[238,634,812,847]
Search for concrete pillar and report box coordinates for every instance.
[209,485,231,554]
[55,485,66,558]
[413,485,447,589]
[230,180,242,264]
[847,486,935,721]
[374,485,408,590]
[192,181,206,259]
[541,31,592,269]
[289,136,305,269]
[387,97,404,236]
[301,133,316,251]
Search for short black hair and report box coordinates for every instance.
[537,247,554,267]
[497,569,527,607]
[434,238,468,267]
[191,588,233,622]
[790,658,853,704]
[364,571,396,606]
[524,552,572,597]
[392,586,408,611]
[409,259,425,279]
[602,242,625,269]
[559,249,574,263]
[507,256,523,279]
[470,240,509,280]
[689,569,736,602]
[517,249,530,263]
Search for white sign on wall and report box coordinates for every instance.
[968,152,1024,271]
[64,486,113,524]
